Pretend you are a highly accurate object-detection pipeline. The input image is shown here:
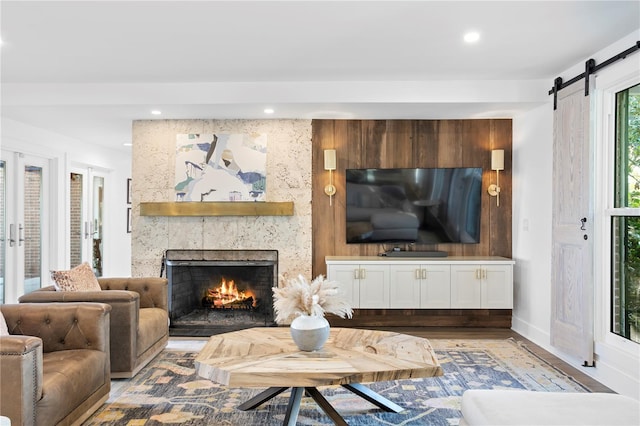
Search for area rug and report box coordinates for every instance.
[84,338,590,425]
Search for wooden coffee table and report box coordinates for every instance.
[194,327,443,426]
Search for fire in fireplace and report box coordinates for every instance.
[203,278,256,309]
[165,249,278,336]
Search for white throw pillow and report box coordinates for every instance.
[0,310,9,336]
[51,262,101,291]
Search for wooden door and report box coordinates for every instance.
[551,82,594,366]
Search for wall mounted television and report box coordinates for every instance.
[346,167,482,245]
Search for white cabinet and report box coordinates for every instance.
[326,264,360,308]
[327,256,514,310]
[388,265,421,308]
[359,265,390,308]
[327,263,389,308]
[482,264,513,308]
[450,264,513,309]
[389,264,450,308]
[420,265,452,308]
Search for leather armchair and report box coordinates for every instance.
[0,302,111,426]
[19,277,169,378]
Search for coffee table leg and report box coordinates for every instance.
[342,383,404,413]
[238,386,288,410]
[238,385,399,425]
[305,387,349,426]
[283,387,304,426]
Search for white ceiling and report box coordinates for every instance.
[1,1,639,151]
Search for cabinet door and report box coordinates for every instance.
[420,265,451,308]
[482,264,513,308]
[327,264,360,308]
[389,265,421,308]
[358,265,390,308]
[450,265,482,308]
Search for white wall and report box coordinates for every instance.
[1,117,132,287]
[511,102,553,341]
[512,29,640,399]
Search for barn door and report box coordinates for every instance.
[550,81,594,366]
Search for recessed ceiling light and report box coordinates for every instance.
[464,31,480,43]
[151,110,162,115]
[264,108,275,114]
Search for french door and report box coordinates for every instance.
[1,150,50,303]
[69,167,105,276]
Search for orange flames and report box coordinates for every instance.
[206,278,256,308]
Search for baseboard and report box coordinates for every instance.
[512,314,640,400]
[511,315,551,345]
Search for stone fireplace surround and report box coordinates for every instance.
[131,119,312,282]
[165,249,278,336]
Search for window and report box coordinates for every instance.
[612,82,640,343]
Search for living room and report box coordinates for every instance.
[1,1,639,420]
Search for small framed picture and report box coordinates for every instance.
[127,178,132,204]
[127,207,132,233]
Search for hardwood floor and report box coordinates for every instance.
[375,327,614,393]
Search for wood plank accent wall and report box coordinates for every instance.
[311,119,512,277]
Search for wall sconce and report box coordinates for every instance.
[324,149,337,205]
[487,149,504,206]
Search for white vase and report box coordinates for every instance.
[289,314,330,351]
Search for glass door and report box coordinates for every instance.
[69,172,84,268]
[92,175,104,277]
[0,160,6,304]
[70,168,105,276]
[1,150,49,302]
[23,163,44,293]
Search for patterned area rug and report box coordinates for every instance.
[84,338,590,425]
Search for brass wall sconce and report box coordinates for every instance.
[487,149,504,206]
[324,149,337,205]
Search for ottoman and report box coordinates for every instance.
[460,390,640,426]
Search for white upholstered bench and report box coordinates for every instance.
[460,390,640,426]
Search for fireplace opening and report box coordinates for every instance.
[165,250,277,336]
[202,277,257,310]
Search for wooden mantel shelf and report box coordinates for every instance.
[139,201,294,217]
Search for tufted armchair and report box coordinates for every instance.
[0,302,111,426]
[19,277,169,378]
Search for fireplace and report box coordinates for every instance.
[165,249,277,336]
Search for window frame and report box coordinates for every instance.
[596,70,640,352]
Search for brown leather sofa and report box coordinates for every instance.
[19,277,169,378]
[0,302,111,426]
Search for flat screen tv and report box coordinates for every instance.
[346,167,482,244]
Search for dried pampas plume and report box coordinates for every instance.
[272,274,353,324]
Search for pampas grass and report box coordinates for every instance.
[272,274,353,324]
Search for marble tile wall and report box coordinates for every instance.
[131,119,313,280]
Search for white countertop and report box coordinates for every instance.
[325,255,515,264]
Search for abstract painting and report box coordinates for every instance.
[174,133,267,202]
